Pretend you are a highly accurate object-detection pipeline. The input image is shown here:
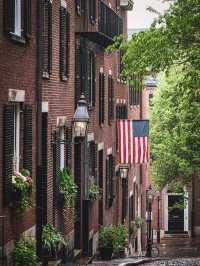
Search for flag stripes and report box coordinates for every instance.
[118,120,149,164]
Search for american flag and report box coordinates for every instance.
[117,120,149,164]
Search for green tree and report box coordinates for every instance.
[151,67,200,189]
[107,0,200,78]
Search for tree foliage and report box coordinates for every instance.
[108,0,200,78]
[151,67,200,189]
[106,0,200,188]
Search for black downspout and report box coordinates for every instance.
[36,0,44,259]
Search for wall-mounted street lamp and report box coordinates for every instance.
[73,94,89,138]
[119,165,129,179]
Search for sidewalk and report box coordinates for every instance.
[159,236,200,257]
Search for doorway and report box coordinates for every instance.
[168,195,184,233]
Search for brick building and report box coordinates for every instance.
[0,0,37,262]
[0,0,137,264]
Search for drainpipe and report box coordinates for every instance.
[36,0,44,259]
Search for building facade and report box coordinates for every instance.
[0,0,137,264]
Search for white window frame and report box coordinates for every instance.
[15,0,22,36]
[13,104,21,172]
[60,127,65,170]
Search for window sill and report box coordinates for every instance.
[9,32,26,44]
[42,72,50,79]
[61,75,68,82]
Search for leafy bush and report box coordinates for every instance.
[88,177,102,201]
[99,225,115,248]
[113,224,128,253]
[42,224,66,255]
[59,167,77,207]
[13,238,41,266]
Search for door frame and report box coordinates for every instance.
[164,192,188,233]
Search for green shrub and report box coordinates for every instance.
[42,224,66,254]
[113,224,128,253]
[99,225,115,248]
[13,238,41,266]
[59,167,77,207]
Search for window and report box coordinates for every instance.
[88,51,96,107]
[13,104,21,172]
[89,0,96,23]
[4,0,32,40]
[3,103,32,205]
[88,141,96,180]
[129,75,142,106]
[43,0,52,77]
[15,0,21,36]
[108,74,114,125]
[60,127,65,170]
[75,0,81,16]
[99,69,105,126]
[149,93,154,107]
[116,104,127,150]
[106,154,114,208]
[129,86,140,106]
[118,50,124,80]
[60,1,70,80]
[116,104,127,120]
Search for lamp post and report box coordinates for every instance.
[119,165,130,252]
[157,194,160,244]
[146,185,154,257]
[72,94,89,253]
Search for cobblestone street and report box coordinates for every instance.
[142,258,200,266]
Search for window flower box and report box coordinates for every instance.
[11,169,32,213]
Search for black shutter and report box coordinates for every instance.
[66,10,70,78]
[60,6,67,80]
[3,104,14,206]
[99,72,105,126]
[65,125,72,169]
[75,37,81,105]
[87,52,92,105]
[94,143,98,183]
[105,157,109,208]
[23,104,32,174]
[109,155,113,205]
[108,75,114,125]
[53,131,60,218]
[24,0,32,38]
[48,0,52,74]
[4,0,15,34]
[92,54,96,107]
[81,39,88,99]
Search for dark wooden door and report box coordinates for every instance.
[168,195,184,233]
[98,150,103,227]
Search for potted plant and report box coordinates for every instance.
[13,238,41,266]
[113,224,128,258]
[42,224,66,260]
[99,225,114,260]
[11,168,33,213]
[58,167,77,208]
[130,217,143,241]
[88,176,102,201]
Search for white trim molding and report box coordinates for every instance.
[8,89,25,102]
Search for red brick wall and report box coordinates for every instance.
[0,0,37,244]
